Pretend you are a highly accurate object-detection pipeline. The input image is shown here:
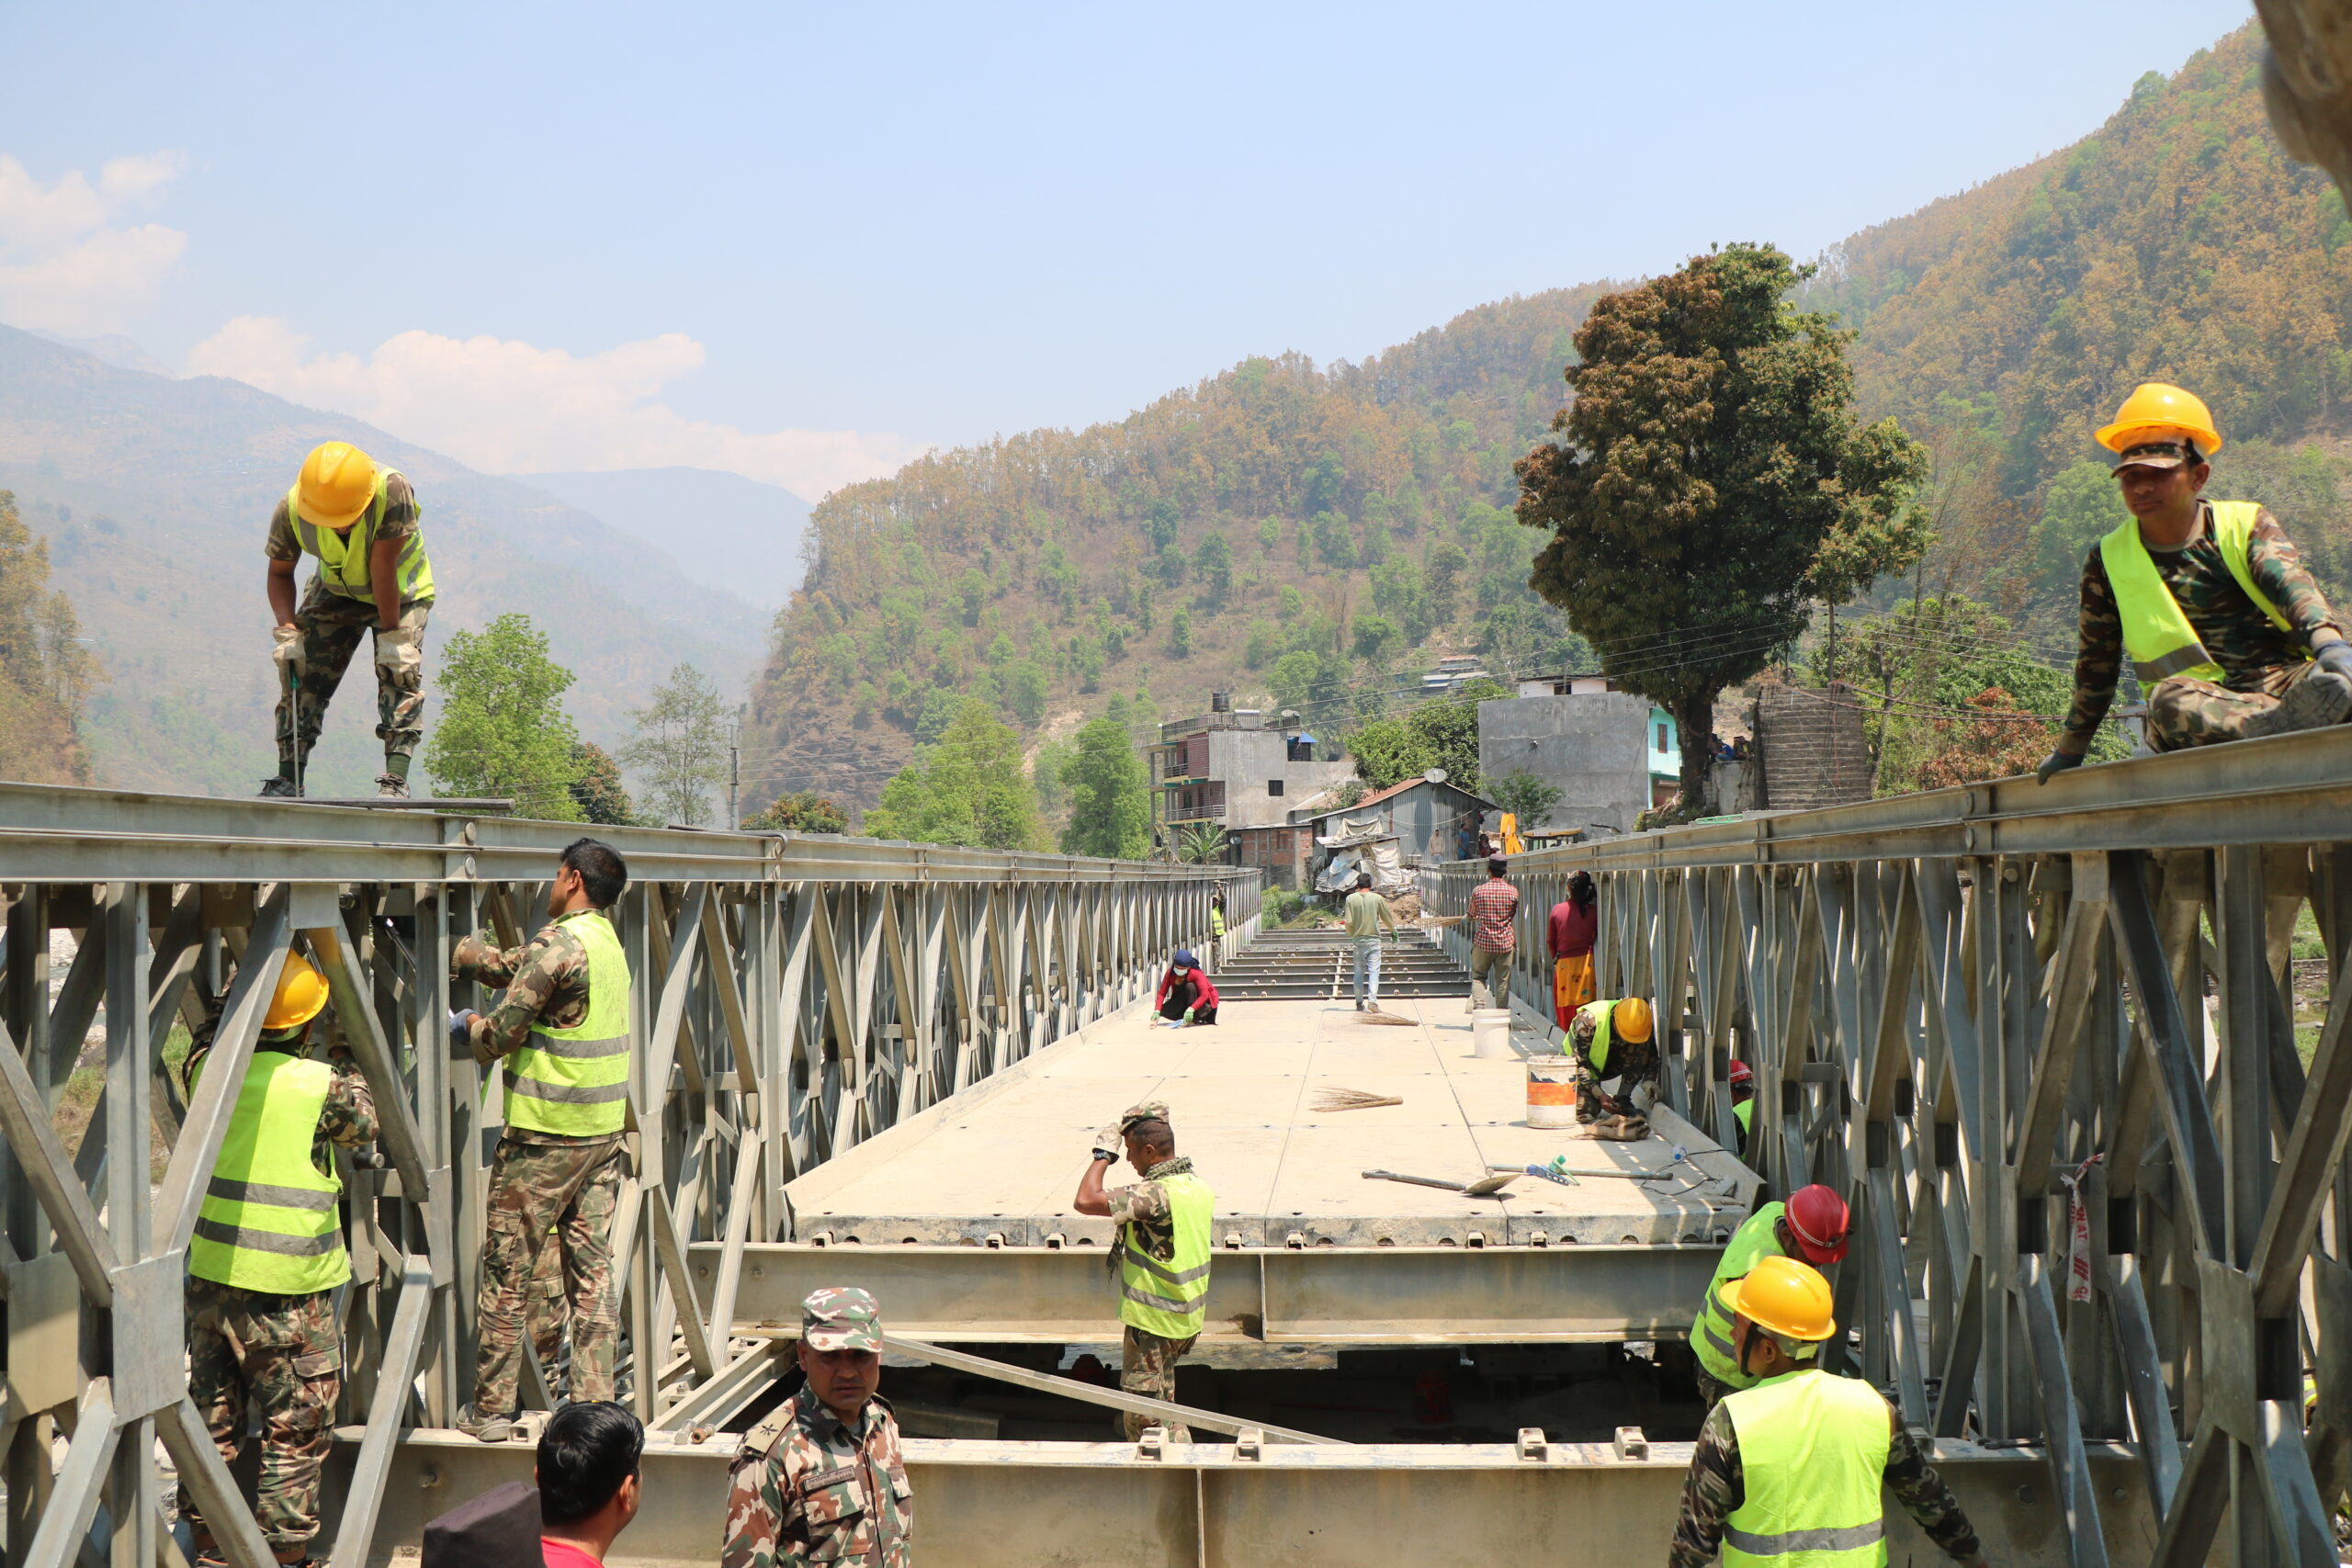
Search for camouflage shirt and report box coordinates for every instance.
[721,1392,912,1568]
[2062,502,2342,750]
[453,911,621,1146]
[1668,1393,1980,1568]
[1105,1155,1193,1274]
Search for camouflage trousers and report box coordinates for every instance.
[1120,1325,1196,1441]
[2149,659,2329,750]
[274,579,430,770]
[473,1134,624,1416]
[1576,1035,1658,1121]
[182,1279,342,1554]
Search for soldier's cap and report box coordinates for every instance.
[800,1287,884,1352]
[1118,1100,1171,1135]
[2112,436,2203,472]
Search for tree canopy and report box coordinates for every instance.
[0,491,94,786]
[619,662,729,827]
[743,790,851,833]
[1516,243,1928,810]
[863,698,1046,850]
[1346,678,1509,790]
[424,613,584,820]
[1057,716,1150,859]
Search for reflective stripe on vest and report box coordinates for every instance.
[1693,1202,1788,1388]
[286,468,435,604]
[1721,1369,1893,1568]
[1118,1171,1215,1338]
[1576,998,1620,1075]
[2098,502,2292,685]
[504,910,633,1136]
[187,1051,350,1293]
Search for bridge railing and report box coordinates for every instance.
[0,781,1257,1568]
[1425,728,2352,1567]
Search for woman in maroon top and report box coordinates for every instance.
[1548,872,1598,1030]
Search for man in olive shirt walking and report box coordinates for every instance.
[1344,873,1397,1011]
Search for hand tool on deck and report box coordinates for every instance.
[1363,1168,1520,1197]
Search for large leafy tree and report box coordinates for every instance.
[864,697,1045,850]
[743,789,850,833]
[1344,678,1510,790]
[1516,243,1928,812]
[569,741,635,825]
[424,613,584,820]
[1058,716,1150,859]
[618,662,729,826]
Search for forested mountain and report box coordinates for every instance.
[0,489,95,784]
[745,288,1613,809]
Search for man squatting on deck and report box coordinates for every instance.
[1074,1099,1216,1438]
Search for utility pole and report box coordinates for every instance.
[728,722,741,829]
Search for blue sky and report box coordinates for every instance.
[0,0,2257,497]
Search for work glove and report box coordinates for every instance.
[270,623,303,671]
[2316,638,2352,684]
[448,1009,478,1058]
[2033,750,2084,785]
[1091,1121,1124,1163]
[374,624,422,674]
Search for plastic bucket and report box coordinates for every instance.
[1526,1057,1577,1127]
[1472,1009,1514,1060]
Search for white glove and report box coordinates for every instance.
[270,624,302,670]
[373,624,421,673]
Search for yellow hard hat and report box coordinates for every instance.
[1612,997,1654,1043]
[2096,383,2222,457]
[294,442,379,529]
[1724,1254,1837,1342]
[264,953,331,1032]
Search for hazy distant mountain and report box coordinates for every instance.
[27,329,176,378]
[518,467,810,608]
[0,325,766,797]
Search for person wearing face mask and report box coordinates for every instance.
[2039,383,2352,784]
[447,838,635,1441]
[1153,949,1219,1028]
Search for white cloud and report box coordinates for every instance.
[0,152,188,334]
[187,317,922,500]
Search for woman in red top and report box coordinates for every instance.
[1547,872,1598,1030]
[1154,949,1220,1027]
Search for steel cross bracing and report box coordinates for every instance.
[0,781,1258,1568]
[1423,726,2352,1568]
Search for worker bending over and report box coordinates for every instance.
[2040,383,2352,782]
[723,1288,911,1568]
[1671,1257,1985,1568]
[182,954,377,1567]
[1075,1100,1214,1439]
[262,441,436,798]
[450,839,633,1440]
[1690,1184,1851,1410]
[1569,996,1655,1129]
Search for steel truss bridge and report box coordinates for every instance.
[0,783,1255,1568]
[1426,725,2352,1568]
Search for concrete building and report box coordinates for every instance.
[1297,775,1496,868]
[1476,685,1680,835]
[1151,700,1356,841]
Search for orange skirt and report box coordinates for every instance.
[1553,954,1595,1029]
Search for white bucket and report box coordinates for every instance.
[1526,1056,1578,1128]
[1472,1009,1515,1059]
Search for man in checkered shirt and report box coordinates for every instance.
[1466,857,1520,1010]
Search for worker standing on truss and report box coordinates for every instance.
[2039,383,2352,782]
[1671,1257,1987,1568]
[448,839,634,1442]
[1073,1099,1215,1440]
[260,441,436,799]
[181,954,378,1568]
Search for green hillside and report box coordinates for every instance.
[745,288,1614,810]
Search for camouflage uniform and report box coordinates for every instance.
[1569,1005,1657,1122]
[2063,502,2344,753]
[265,477,432,773]
[1669,1392,1981,1568]
[455,920,627,1416]
[722,1289,912,1568]
[181,1052,376,1559]
[1105,1100,1197,1442]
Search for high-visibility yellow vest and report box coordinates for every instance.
[503,910,633,1136]
[286,468,435,604]
[1694,1202,1789,1388]
[1118,1170,1214,1339]
[187,1050,350,1294]
[1721,1369,1893,1568]
[1576,998,1623,1074]
[2098,501,2291,685]
[1734,1097,1754,1142]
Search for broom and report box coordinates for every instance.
[1313,1086,1405,1111]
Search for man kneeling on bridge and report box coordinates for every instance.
[1074,1099,1214,1440]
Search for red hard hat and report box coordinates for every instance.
[1782,1184,1850,1264]
[1727,1060,1753,1087]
